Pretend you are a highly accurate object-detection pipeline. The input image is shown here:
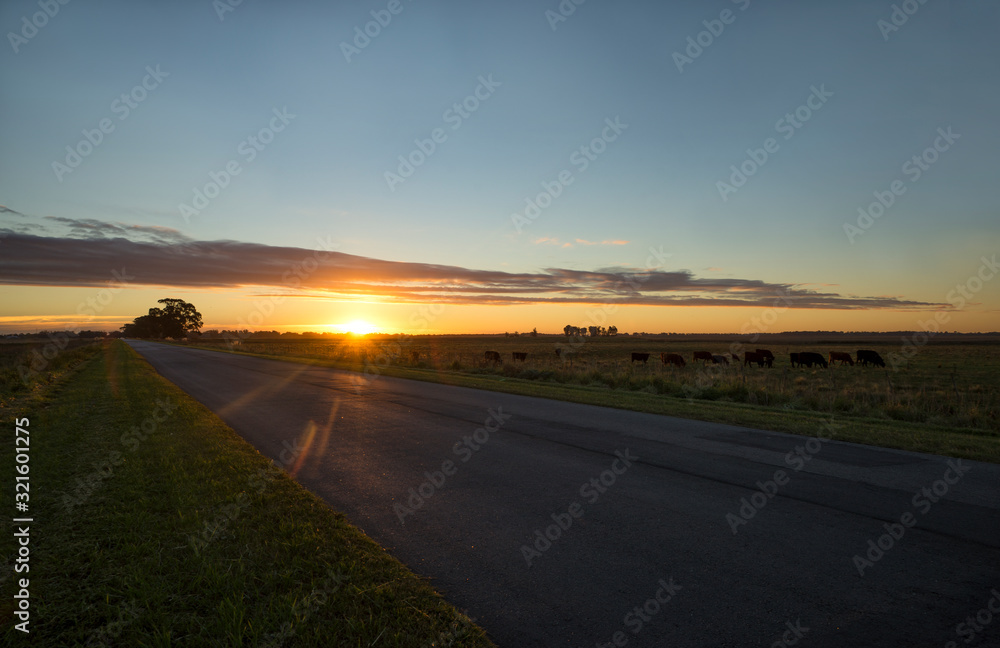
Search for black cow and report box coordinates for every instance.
[857,349,886,368]
[744,351,766,367]
[789,352,799,368]
[512,352,528,362]
[631,352,650,364]
[829,351,854,366]
[711,354,729,365]
[484,350,502,365]
[661,353,685,367]
[693,351,713,364]
[797,352,828,368]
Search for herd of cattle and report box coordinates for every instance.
[483,348,886,368]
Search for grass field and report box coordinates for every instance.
[0,340,494,646]
[183,334,1000,462]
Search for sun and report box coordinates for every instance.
[339,319,377,336]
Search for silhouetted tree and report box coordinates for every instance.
[121,298,202,339]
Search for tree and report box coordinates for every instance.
[121,298,202,339]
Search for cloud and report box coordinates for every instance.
[0,226,947,311]
[574,238,629,246]
[0,205,27,217]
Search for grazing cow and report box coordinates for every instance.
[789,352,799,368]
[756,349,775,362]
[693,351,713,364]
[829,351,854,366]
[744,351,766,367]
[631,352,650,364]
[512,352,528,362]
[711,354,729,365]
[797,352,828,368]
[661,352,685,367]
[484,350,502,365]
[857,349,886,368]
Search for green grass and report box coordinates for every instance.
[0,340,494,647]
[179,336,1000,463]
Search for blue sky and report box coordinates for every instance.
[1,0,998,333]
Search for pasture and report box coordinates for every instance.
[187,334,999,438]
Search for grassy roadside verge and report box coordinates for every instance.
[1,340,494,646]
[176,343,999,463]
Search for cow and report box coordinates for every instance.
[744,351,766,367]
[555,348,562,357]
[661,352,685,367]
[757,349,774,367]
[693,351,713,364]
[484,350,502,365]
[711,354,729,365]
[829,351,854,366]
[797,352,828,368]
[631,352,650,364]
[512,352,528,362]
[857,349,886,368]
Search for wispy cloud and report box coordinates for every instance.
[0,223,946,311]
[574,238,628,246]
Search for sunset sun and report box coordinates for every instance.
[339,319,377,336]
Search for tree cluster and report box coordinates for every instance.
[121,299,202,339]
[563,325,618,337]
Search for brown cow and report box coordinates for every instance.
[744,351,766,367]
[711,354,729,365]
[693,351,713,364]
[829,351,854,366]
[661,352,685,367]
[484,350,502,365]
[512,352,528,362]
[631,352,650,364]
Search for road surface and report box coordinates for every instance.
[126,340,1000,648]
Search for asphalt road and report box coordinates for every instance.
[126,340,1000,648]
